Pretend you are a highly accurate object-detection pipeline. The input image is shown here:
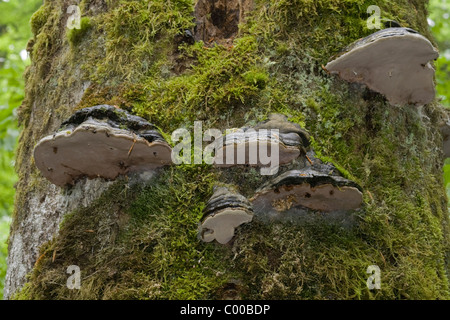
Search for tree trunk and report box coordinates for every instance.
[5,0,450,299]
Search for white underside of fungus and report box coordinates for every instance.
[34,120,172,186]
[325,28,439,106]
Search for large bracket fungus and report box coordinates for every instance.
[199,186,253,245]
[34,105,172,186]
[250,153,363,214]
[325,28,439,106]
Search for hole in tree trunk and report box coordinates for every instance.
[194,0,253,45]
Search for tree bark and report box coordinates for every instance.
[5,0,450,299]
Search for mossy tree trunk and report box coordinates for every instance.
[5,0,450,299]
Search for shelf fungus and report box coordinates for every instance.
[325,27,439,106]
[213,114,309,173]
[250,159,363,213]
[199,186,253,245]
[33,105,172,186]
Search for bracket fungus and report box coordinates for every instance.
[34,105,172,186]
[213,114,309,169]
[199,186,253,245]
[325,28,439,106]
[250,155,363,213]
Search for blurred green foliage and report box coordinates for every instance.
[429,0,450,108]
[0,0,42,299]
[430,1,450,199]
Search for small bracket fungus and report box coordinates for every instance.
[199,186,253,245]
[34,105,172,186]
[213,114,309,171]
[250,158,363,213]
[325,28,439,106]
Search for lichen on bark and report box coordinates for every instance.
[6,0,450,300]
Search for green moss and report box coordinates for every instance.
[14,0,86,236]
[67,17,92,47]
[131,36,273,131]
[14,0,64,236]
[88,0,195,83]
[16,167,234,300]
[29,3,50,36]
[243,69,269,89]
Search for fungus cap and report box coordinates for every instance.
[250,169,363,212]
[213,129,301,167]
[34,106,172,186]
[254,113,310,147]
[325,28,439,105]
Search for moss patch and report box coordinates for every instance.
[16,166,233,300]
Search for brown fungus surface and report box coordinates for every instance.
[254,113,310,148]
[251,168,363,213]
[33,106,172,186]
[213,129,301,168]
